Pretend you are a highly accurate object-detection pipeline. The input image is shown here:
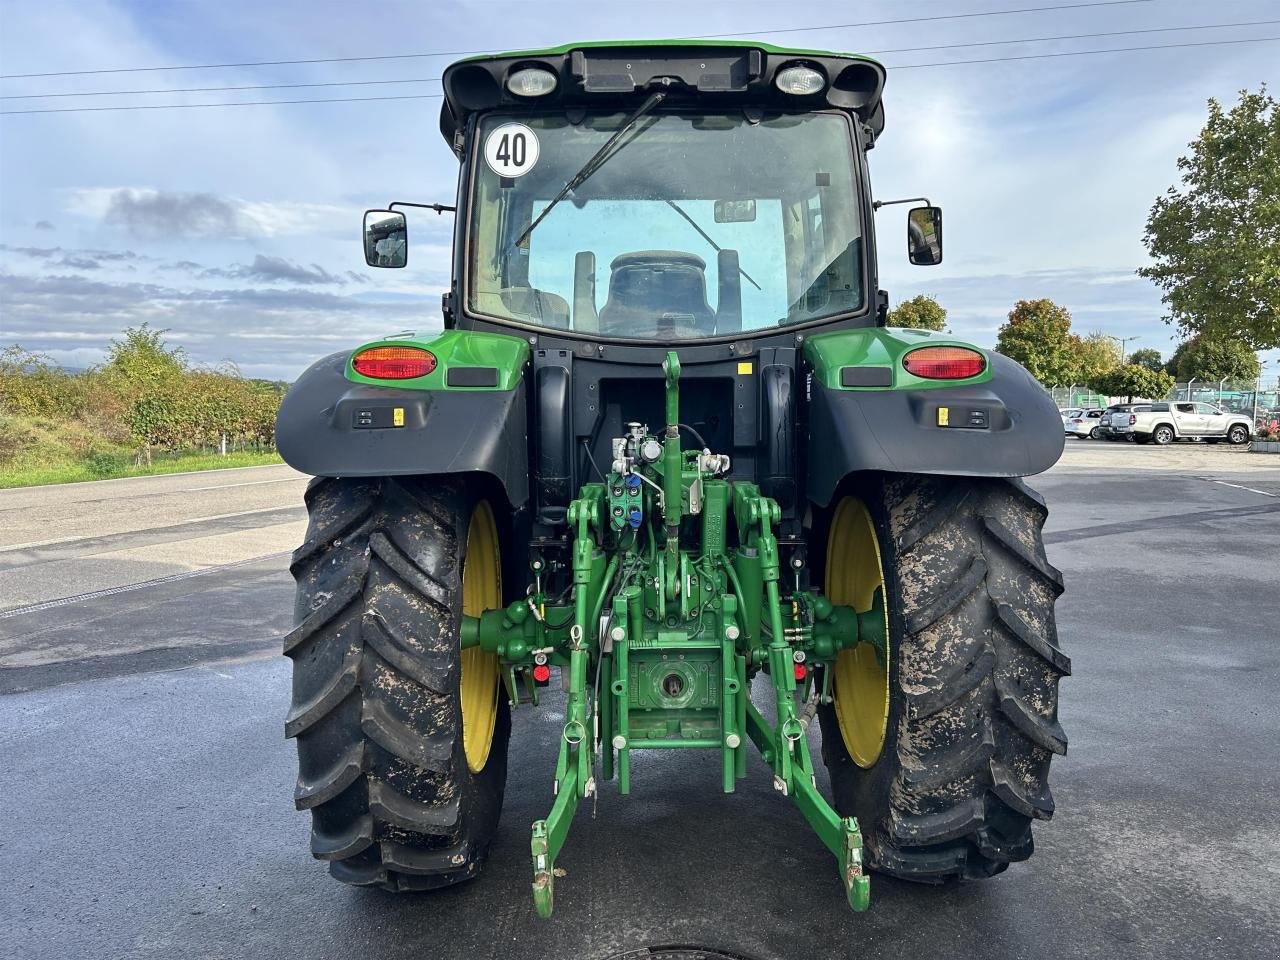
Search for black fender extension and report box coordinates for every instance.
[276,352,529,507]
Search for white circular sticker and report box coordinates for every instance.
[484,123,539,178]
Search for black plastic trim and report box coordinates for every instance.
[841,366,892,387]
[446,366,500,387]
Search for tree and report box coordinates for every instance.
[1166,335,1260,382]
[888,294,947,331]
[101,324,186,400]
[1139,86,1280,350]
[994,299,1081,386]
[1091,364,1175,402]
[1074,331,1122,385]
[1128,347,1164,373]
[100,324,187,465]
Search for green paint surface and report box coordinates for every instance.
[804,327,994,391]
[344,329,529,391]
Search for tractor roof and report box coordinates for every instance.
[438,40,886,153]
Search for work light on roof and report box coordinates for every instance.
[774,63,825,96]
[506,66,558,97]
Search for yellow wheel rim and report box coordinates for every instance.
[827,497,891,768]
[460,501,502,773]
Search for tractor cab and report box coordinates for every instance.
[372,43,910,343]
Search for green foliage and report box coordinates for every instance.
[994,299,1081,386]
[1166,334,1260,381]
[887,294,947,331]
[102,324,187,398]
[0,346,91,418]
[1075,331,1122,385]
[1091,364,1175,402]
[1139,86,1280,350]
[0,326,283,476]
[1128,347,1164,372]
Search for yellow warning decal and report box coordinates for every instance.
[937,406,950,427]
[393,407,405,427]
[737,361,753,375]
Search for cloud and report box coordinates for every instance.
[67,187,348,240]
[200,254,348,286]
[59,256,105,271]
[33,221,55,231]
[0,270,441,380]
[0,244,59,259]
[0,244,144,270]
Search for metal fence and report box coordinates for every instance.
[1051,378,1280,420]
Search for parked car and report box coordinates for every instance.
[1098,403,1151,441]
[1116,401,1254,445]
[1064,408,1105,439]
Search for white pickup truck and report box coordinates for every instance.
[1113,401,1254,445]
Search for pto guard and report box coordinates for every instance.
[275,339,531,507]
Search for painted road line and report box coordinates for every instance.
[188,477,305,491]
[0,551,291,621]
[0,504,306,553]
[1209,479,1278,499]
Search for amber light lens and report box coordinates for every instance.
[352,346,437,379]
[902,346,986,380]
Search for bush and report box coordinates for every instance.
[86,450,127,477]
[1,326,284,472]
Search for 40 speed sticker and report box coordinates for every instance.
[484,123,539,178]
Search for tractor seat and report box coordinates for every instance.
[598,251,716,336]
[499,286,571,328]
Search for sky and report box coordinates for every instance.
[1,0,1278,381]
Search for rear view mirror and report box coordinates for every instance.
[714,199,756,223]
[907,205,943,265]
[364,210,407,268]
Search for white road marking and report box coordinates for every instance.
[1210,480,1278,499]
[188,477,303,491]
[0,504,304,553]
[0,551,291,620]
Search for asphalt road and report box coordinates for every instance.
[2,446,1278,960]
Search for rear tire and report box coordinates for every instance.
[818,475,1069,883]
[284,476,510,891]
[1153,425,1175,445]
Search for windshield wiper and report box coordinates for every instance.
[514,89,668,249]
[663,200,763,292]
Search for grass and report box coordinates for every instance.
[0,449,283,489]
[0,413,282,489]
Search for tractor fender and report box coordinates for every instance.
[276,350,529,507]
[805,346,1064,507]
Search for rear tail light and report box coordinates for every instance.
[1128,414,1136,425]
[352,345,437,379]
[902,346,986,380]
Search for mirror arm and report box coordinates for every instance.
[872,196,931,211]
[389,201,456,215]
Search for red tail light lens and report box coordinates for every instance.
[352,346,437,379]
[902,346,986,380]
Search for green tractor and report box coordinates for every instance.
[276,40,1069,918]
